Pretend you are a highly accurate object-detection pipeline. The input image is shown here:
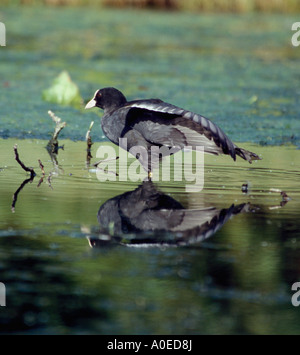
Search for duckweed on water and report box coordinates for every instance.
[0,7,299,146]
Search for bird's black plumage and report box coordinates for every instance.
[85,87,261,173]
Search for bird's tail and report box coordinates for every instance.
[235,147,261,164]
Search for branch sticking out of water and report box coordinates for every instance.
[13,144,36,179]
[47,110,66,154]
[86,121,94,167]
[48,110,66,141]
[38,159,45,175]
[86,121,94,143]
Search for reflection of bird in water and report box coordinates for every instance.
[88,180,249,248]
[85,87,261,177]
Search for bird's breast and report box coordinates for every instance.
[101,112,128,146]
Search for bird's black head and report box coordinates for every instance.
[85,87,127,111]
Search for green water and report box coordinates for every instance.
[0,138,300,334]
[1,6,300,334]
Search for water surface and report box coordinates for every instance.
[0,138,299,334]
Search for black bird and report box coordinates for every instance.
[85,87,261,176]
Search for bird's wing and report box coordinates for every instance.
[125,100,236,160]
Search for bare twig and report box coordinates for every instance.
[47,110,67,142]
[13,144,36,178]
[38,159,45,175]
[46,111,65,175]
[86,121,94,167]
[46,110,66,155]
[86,121,94,142]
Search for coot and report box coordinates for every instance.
[85,87,261,175]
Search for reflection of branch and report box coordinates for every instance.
[48,172,53,190]
[242,184,291,210]
[93,156,119,167]
[93,156,120,177]
[13,144,36,178]
[269,189,291,210]
[46,111,65,173]
[37,159,45,187]
[37,177,44,188]
[281,191,290,202]
[11,177,34,213]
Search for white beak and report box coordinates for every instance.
[85,98,96,109]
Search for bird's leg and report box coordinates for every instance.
[148,171,153,180]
